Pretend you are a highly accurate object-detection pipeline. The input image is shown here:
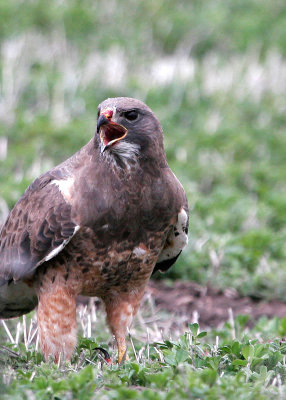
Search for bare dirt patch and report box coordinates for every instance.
[146,280,286,328]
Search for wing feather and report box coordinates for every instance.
[0,172,79,283]
[153,169,189,275]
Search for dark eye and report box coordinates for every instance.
[124,110,138,121]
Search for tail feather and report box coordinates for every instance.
[0,280,38,319]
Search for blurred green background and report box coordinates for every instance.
[0,0,286,300]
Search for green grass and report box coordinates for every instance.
[2,316,286,399]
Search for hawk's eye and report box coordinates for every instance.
[124,110,138,121]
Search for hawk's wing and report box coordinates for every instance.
[0,172,79,284]
[153,170,189,275]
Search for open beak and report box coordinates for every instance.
[97,109,128,153]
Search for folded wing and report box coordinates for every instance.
[0,172,79,284]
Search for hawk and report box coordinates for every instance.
[0,97,188,364]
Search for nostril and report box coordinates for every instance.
[102,109,113,120]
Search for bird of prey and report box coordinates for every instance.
[0,97,188,364]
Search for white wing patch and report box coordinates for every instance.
[158,208,188,263]
[36,225,80,267]
[51,177,74,202]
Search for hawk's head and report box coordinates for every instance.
[96,97,164,162]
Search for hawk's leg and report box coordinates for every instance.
[104,290,144,364]
[37,285,77,363]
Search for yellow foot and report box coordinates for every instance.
[118,347,129,365]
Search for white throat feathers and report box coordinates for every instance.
[104,141,141,164]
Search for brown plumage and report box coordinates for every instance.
[0,97,188,364]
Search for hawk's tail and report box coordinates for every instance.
[0,279,38,319]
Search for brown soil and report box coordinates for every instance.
[146,280,286,328]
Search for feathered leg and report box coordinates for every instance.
[103,288,144,364]
[37,284,77,363]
